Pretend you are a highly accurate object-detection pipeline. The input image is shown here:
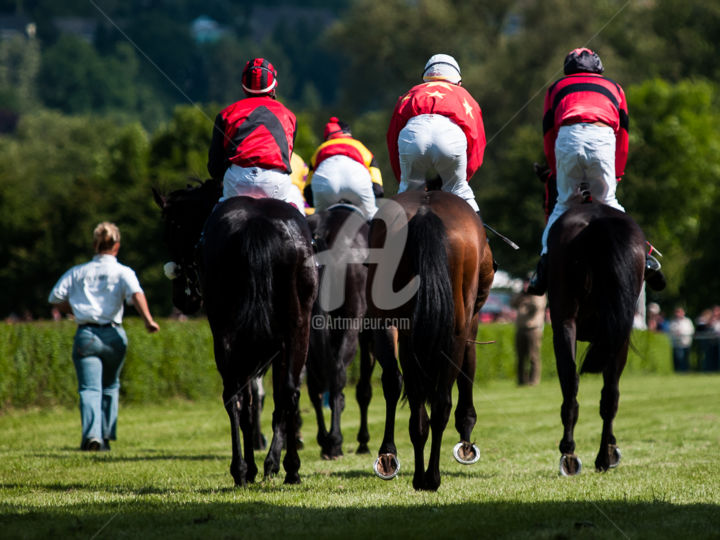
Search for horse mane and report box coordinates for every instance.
[575,213,643,373]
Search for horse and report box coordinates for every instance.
[153,180,318,485]
[365,190,495,491]
[546,201,652,475]
[304,204,379,459]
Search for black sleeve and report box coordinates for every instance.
[207,114,230,180]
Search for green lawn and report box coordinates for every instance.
[1,373,718,539]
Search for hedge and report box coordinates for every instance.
[0,319,672,410]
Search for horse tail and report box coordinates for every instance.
[407,205,455,397]
[228,216,284,343]
[580,218,641,374]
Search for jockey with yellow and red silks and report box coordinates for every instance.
[305,117,384,220]
[207,57,305,212]
[387,54,486,213]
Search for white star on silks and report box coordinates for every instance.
[427,91,446,99]
[463,98,474,119]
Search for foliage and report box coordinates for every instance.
[0,373,718,538]
[1,320,672,410]
[624,79,720,304]
[0,35,40,113]
[0,319,219,409]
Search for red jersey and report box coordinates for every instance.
[542,73,629,179]
[207,96,296,179]
[387,82,486,182]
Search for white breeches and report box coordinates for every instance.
[221,164,304,212]
[311,155,378,219]
[541,123,624,254]
[397,114,479,211]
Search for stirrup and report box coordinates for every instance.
[646,254,661,272]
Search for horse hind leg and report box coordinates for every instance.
[355,329,375,454]
[454,333,480,465]
[372,327,402,480]
[424,387,453,491]
[408,396,431,490]
[223,386,250,486]
[237,385,259,483]
[595,344,627,471]
[554,323,582,476]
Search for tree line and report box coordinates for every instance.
[1,0,719,318]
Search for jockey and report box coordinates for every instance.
[387,53,486,214]
[305,116,383,220]
[207,58,305,212]
[527,48,662,295]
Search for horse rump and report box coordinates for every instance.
[573,215,644,374]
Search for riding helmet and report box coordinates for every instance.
[563,48,604,75]
[422,54,462,84]
[242,58,278,95]
[323,117,351,140]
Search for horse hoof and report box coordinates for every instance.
[606,445,622,469]
[453,441,480,465]
[373,453,400,480]
[356,443,370,455]
[559,453,582,476]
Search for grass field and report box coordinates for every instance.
[1,373,718,539]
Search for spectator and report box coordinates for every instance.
[647,302,665,331]
[511,278,547,385]
[48,222,160,451]
[668,306,694,372]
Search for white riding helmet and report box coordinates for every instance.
[422,54,462,84]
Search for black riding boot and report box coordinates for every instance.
[526,254,547,296]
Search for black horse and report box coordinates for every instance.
[366,191,495,491]
[154,181,318,485]
[546,202,662,475]
[305,204,377,459]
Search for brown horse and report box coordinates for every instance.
[366,190,495,491]
[546,202,649,475]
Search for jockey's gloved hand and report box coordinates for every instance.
[534,162,552,183]
[372,183,384,199]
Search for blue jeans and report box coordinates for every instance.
[72,325,128,446]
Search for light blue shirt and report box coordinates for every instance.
[48,254,143,325]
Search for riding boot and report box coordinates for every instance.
[526,254,547,296]
[645,254,666,291]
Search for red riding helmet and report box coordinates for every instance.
[323,117,351,140]
[563,48,604,75]
[242,58,278,96]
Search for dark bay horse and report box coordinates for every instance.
[154,181,318,485]
[366,190,495,491]
[546,202,652,475]
[305,204,375,459]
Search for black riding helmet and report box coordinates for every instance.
[563,48,604,75]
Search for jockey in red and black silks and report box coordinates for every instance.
[387,54,486,213]
[542,52,629,182]
[528,48,636,296]
[207,58,304,210]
